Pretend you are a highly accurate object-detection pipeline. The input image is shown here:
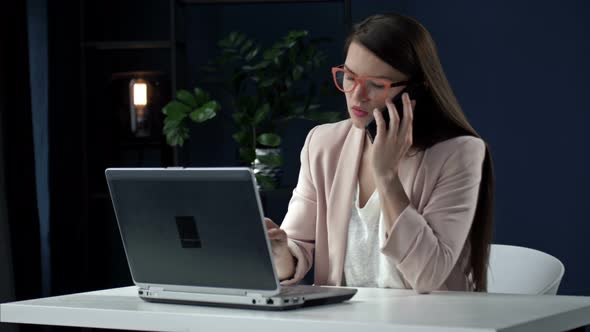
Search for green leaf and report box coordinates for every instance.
[232,130,251,145]
[242,65,257,71]
[206,100,221,112]
[308,104,321,111]
[256,174,276,190]
[257,60,270,69]
[190,109,215,123]
[263,48,278,60]
[292,65,303,81]
[162,101,190,121]
[253,103,270,125]
[245,47,259,61]
[235,33,246,47]
[190,100,219,123]
[222,48,238,55]
[165,125,189,147]
[193,88,209,106]
[218,35,232,48]
[163,118,181,131]
[228,32,238,45]
[176,89,197,108]
[240,39,253,54]
[232,111,250,125]
[287,30,308,40]
[239,147,255,163]
[257,133,281,147]
[257,154,282,167]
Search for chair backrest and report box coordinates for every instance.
[487,244,565,295]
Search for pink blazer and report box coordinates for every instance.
[280,119,486,293]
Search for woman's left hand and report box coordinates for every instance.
[371,92,416,180]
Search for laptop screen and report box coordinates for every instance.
[106,168,278,292]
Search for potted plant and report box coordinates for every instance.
[203,30,342,189]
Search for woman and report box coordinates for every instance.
[265,13,495,293]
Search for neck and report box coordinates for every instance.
[363,133,373,156]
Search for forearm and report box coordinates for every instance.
[375,172,410,234]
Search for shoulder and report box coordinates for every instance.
[429,135,486,157]
[424,135,487,174]
[304,119,352,152]
[307,119,352,142]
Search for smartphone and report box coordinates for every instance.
[366,82,426,143]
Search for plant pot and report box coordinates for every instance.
[252,147,283,190]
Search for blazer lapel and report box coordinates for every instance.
[326,123,365,285]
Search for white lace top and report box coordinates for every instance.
[343,182,406,288]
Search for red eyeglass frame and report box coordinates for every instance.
[331,65,411,101]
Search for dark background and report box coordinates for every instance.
[1,0,590,332]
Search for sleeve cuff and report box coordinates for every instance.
[280,240,311,285]
[380,205,426,264]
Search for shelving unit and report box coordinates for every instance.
[75,0,349,290]
[78,0,183,290]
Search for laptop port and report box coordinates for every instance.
[266,298,274,305]
[284,299,289,304]
[252,299,256,304]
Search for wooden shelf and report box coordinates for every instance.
[82,41,184,50]
[181,0,341,3]
[118,141,165,149]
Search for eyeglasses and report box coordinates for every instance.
[331,65,410,101]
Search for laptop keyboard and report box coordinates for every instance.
[278,285,329,296]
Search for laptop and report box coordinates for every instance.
[105,167,357,310]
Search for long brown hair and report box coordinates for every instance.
[345,13,495,292]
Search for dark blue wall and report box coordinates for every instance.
[183,1,590,296]
[25,0,590,300]
[405,0,590,296]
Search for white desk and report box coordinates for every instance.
[2,286,590,332]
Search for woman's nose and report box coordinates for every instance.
[351,82,370,102]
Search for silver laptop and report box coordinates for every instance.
[105,167,357,310]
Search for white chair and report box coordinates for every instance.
[486,244,565,295]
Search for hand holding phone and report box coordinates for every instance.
[366,82,425,143]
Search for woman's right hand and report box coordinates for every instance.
[264,218,295,280]
[265,217,289,256]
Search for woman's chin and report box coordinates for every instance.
[350,117,370,129]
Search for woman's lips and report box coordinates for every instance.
[352,107,369,118]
